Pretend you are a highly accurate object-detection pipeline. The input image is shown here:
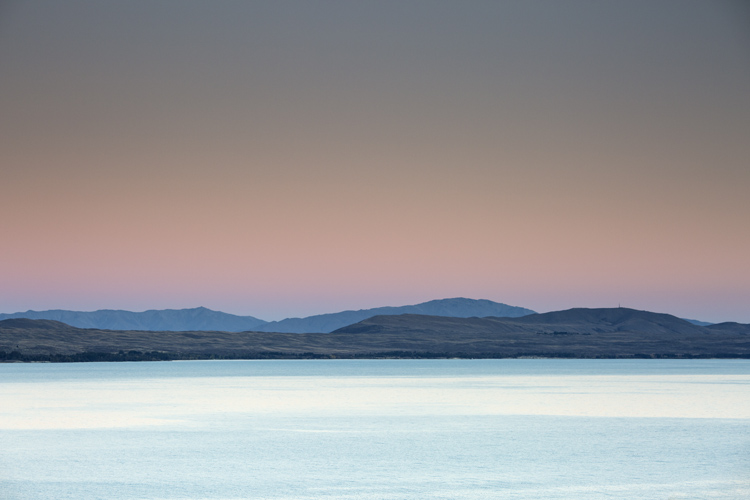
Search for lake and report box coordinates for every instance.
[1,359,749,499]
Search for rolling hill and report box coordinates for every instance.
[0,307,267,332]
[0,298,533,333]
[254,298,535,333]
[2,307,747,361]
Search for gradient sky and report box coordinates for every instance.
[1,1,749,322]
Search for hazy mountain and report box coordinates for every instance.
[255,298,536,333]
[0,301,717,335]
[506,307,711,335]
[683,318,714,326]
[0,307,267,332]
[3,307,748,361]
[705,322,750,335]
[0,299,532,333]
[0,318,72,330]
[335,307,728,336]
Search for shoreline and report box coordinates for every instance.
[3,350,750,363]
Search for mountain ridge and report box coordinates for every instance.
[2,307,748,361]
[334,308,739,337]
[0,298,534,333]
[254,298,535,333]
[0,307,267,332]
[0,301,720,333]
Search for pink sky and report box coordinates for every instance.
[1,1,748,322]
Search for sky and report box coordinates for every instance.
[1,0,749,322]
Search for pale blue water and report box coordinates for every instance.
[1,359,749,499]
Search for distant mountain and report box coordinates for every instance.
[0,318,73,330]
[335,307,725,337]
[255,298,536,333]
[0,307,267,332]
[683,318,713,326]
[0,299,532,333]
[327,307,750,357]
[3,307,749,361]
[507,307,711,335]
[705,322,750,335]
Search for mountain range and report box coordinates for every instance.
[253,298,535,333]
[2,307,748,361]
[0,298,534,333]
[0,307,267,332]
[334,307,730,336]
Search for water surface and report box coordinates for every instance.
[2,359,748,499]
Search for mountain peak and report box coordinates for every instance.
[0,299,535,334]
[0,308,267,332]
[256,298,535,333]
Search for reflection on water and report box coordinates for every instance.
[1,359,749,499]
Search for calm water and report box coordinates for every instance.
[1,359,749,500]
